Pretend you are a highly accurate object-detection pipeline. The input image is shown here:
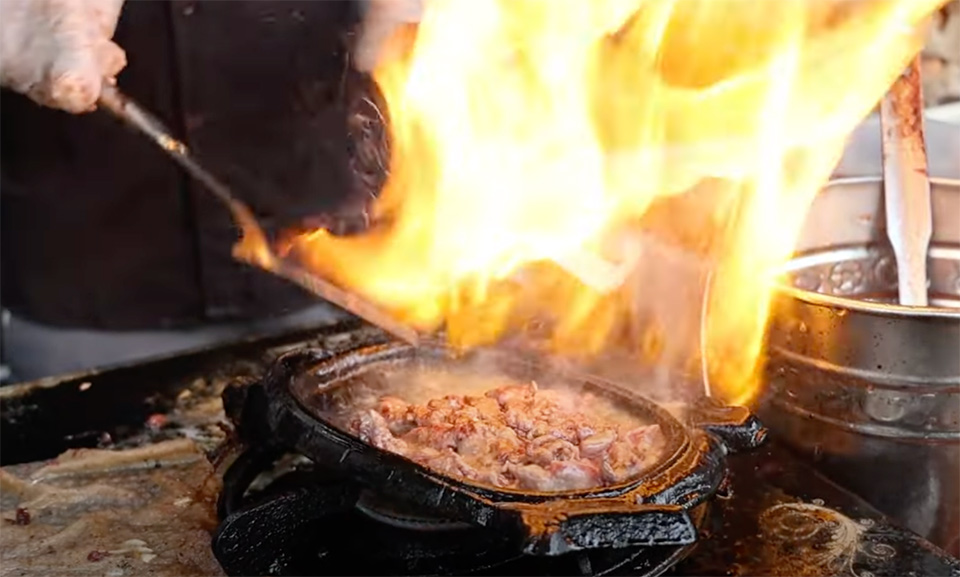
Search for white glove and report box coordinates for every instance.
[0,0,126,113]
[354,0,424,72]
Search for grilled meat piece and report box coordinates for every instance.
[353,410,408,454]
[579,430,617,457]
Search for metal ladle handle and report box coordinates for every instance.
[98,82,247,214]
[97,82,422,346]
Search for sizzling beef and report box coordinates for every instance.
[345,382,665,491]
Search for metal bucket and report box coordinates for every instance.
[763,175,960,556]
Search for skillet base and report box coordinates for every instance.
[212,449,701,577]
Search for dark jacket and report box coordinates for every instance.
[1,0,372,329]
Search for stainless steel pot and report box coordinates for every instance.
[763,175,960,555]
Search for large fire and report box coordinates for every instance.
[260,0,944,405]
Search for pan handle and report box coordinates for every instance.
[686,396,767,453]
[514,500,697,556]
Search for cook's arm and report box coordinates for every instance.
[0,0,126,113]
[354,0,424,72]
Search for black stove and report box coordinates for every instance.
[213,445,696,576]
[211,436,960,577]
[1,320,957,577]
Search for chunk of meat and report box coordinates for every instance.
[510,460,601,492]
[456,423,521,460]
[487,382,537,409]
[403,425,459,450]
[546,460,602,491]
[600,438,650,484]
[464,396,502,421]
[375,396,408,420]
[509,463,552,491]
[580,430,616,457]
[626,425,665,455]
[577,424,597,440]
[408,403,453,427]
[526,435,579,465]
[423,449,505,486]
[374,396,413,435]
[430,395,465,412]
[354,410,408,454]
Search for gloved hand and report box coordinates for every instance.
[0,0,126,113]
[354,0,424,72]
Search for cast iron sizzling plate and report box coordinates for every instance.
[247,342,766,555]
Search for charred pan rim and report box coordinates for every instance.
[255,342,747,554]
[266,341,700,504]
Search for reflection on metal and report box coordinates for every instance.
[880,56,933,307]
[861,389,912,423]
[699,269,715,399]
[355,490,474,532]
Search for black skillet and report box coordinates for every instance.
[245,341,765,556]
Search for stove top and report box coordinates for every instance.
[1,319,957,577]
[673,443,959,577]
[212,439,959,577]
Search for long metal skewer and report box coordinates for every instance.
[879,56,933,307]
[97,82,421,346]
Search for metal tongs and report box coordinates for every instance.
[880,56,933,307]
[97,82,421,345]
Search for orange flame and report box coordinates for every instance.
[282,0,944,405]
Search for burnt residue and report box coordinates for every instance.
[887,57,928,143]
[0,319,372,466]
[519,504,698,555]
[4,507,31,526]
[212,444,701,576]
[86,551,110,562]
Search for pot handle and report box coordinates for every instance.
[514,500,697,556]
[687,396,767,453]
